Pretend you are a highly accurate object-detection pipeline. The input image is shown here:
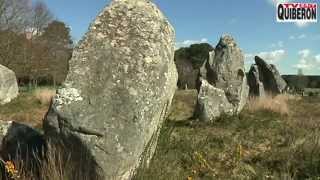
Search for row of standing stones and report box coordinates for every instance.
[0,0,287,179]
[196,36,287,120]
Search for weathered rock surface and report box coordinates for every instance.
[197,35,249,121]
[0,65,18,105]
[247,56,287,96]
[44,0,177,179]
[168,90,198,121]
[247,65,265,97]
[197,80,234,120]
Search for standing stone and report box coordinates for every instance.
[174,43,213,90]
[197,35,249,121]
[199,51,215,83]
[175,58,199,89]
[247,64,265,97]
[0,65,18,105]
[44,0,178,179]
[197,80,234,120]
[252,56,287,95]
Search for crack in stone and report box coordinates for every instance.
[74,126,104,137]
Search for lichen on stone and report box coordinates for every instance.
[55,87,83,107]
[0,121,12,136]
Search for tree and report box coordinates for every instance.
[31,1,53,36]
[0,0,31,32]
[36,20,73,86]
[175,43,214,69]
[0,0,31,67]
[0,0,71,87]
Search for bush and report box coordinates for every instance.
[246,94,293,115]
[33,88,56,105]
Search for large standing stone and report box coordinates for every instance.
[197,35,249,121]
[247,56,287,96]
[0,65,18,105]
[43,0,178,179]
[247,64,265,97]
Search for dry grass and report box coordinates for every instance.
[2,143,67,180]
[0,87,56,128]
[33,88,56,105]
[246,94,293,115]
[168,90,198,121]
[135,95,320,179]
[2,141,102,180]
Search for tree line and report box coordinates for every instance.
[0,0,73,87]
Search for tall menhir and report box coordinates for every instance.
[44,0,178,179]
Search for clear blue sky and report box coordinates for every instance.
[41,0,320,75]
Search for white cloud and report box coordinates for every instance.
[289,36,295,40]
[315,54,320,63]
[244,53,255,64]
[257,49,286,63]
[245,49,286,64]
[295,21,310,28]
[200,38,208,43]
[175,38,209,49]
[289,34,307,40]
[298,49,311,58]
[271,41,284,48]
[298,34,307,39]
[228,18,237,24]
[294,63,310,69]
[294,49,320,70]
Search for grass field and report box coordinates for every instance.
[1,88,320,179]
[135,94,320,180]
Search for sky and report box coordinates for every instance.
[40,0,320,75]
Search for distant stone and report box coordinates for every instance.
[248,56,287,95]
[168,90,198,121]
[44,0,177,179]
[175,59,199,90]
[0,65,18,105]
[174,43,214,89]
[197,79,234,120]
[199,51,215,86]
[197,35,249,121]
[247,64,265,97]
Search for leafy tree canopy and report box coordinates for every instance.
[174,43,214,69]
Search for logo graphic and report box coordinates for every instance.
[277,3,317,23]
